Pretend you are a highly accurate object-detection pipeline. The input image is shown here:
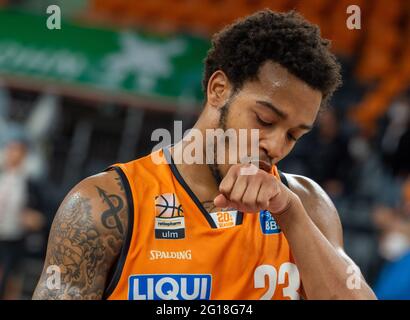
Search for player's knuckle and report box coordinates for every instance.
[219,183,229,194]
[256,197,265,207]
[247,175,261,185]
[230,164,240,175]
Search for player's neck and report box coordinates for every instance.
[170,139,220,202]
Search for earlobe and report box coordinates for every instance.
[207,70,231,109]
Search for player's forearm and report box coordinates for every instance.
[274,200,376,300]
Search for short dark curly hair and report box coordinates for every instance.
[203,9,342,106]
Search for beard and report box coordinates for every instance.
[207,99,230,186]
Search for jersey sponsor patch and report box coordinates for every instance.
[259,210,281,234]
[209,210,238,229]
[149,249,192,260]
[128,274,212,300]
[155,193,185,239]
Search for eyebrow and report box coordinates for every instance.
[255,100,313,131]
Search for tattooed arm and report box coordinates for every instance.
[32,170,128,300]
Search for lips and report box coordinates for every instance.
[257,160,273,173]
[248,158,272,173]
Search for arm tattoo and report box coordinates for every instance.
[115,177,124,191]
[33,185,127,300]
[33,196,106,299]
[97,186,124,235]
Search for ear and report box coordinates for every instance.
[206,70,232,109]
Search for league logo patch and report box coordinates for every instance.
[259,210,281,234]
[128,274,212,300]
[155,193,185,239]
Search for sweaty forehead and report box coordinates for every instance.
[242,61,322,113]
[259,61,318,96]
[258,61,291,88]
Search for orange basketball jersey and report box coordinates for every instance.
[104,148,301,300]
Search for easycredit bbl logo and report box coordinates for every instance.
[259,210,281,234]
[128,274,212,300]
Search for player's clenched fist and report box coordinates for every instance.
[213,163,299,214]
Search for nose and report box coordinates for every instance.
[260,131,286,164]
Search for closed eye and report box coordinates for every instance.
[255,114,272,127]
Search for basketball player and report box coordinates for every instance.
[33,10,376,300]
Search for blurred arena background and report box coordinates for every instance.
[0,0,409,299]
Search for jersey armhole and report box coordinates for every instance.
[102,165,134,299]
[278,170,289,189]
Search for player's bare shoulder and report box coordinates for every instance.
[283,173,335,210]
[282,172,343,247]
[32,169,129,300]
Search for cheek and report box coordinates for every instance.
[225,103,253,129]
